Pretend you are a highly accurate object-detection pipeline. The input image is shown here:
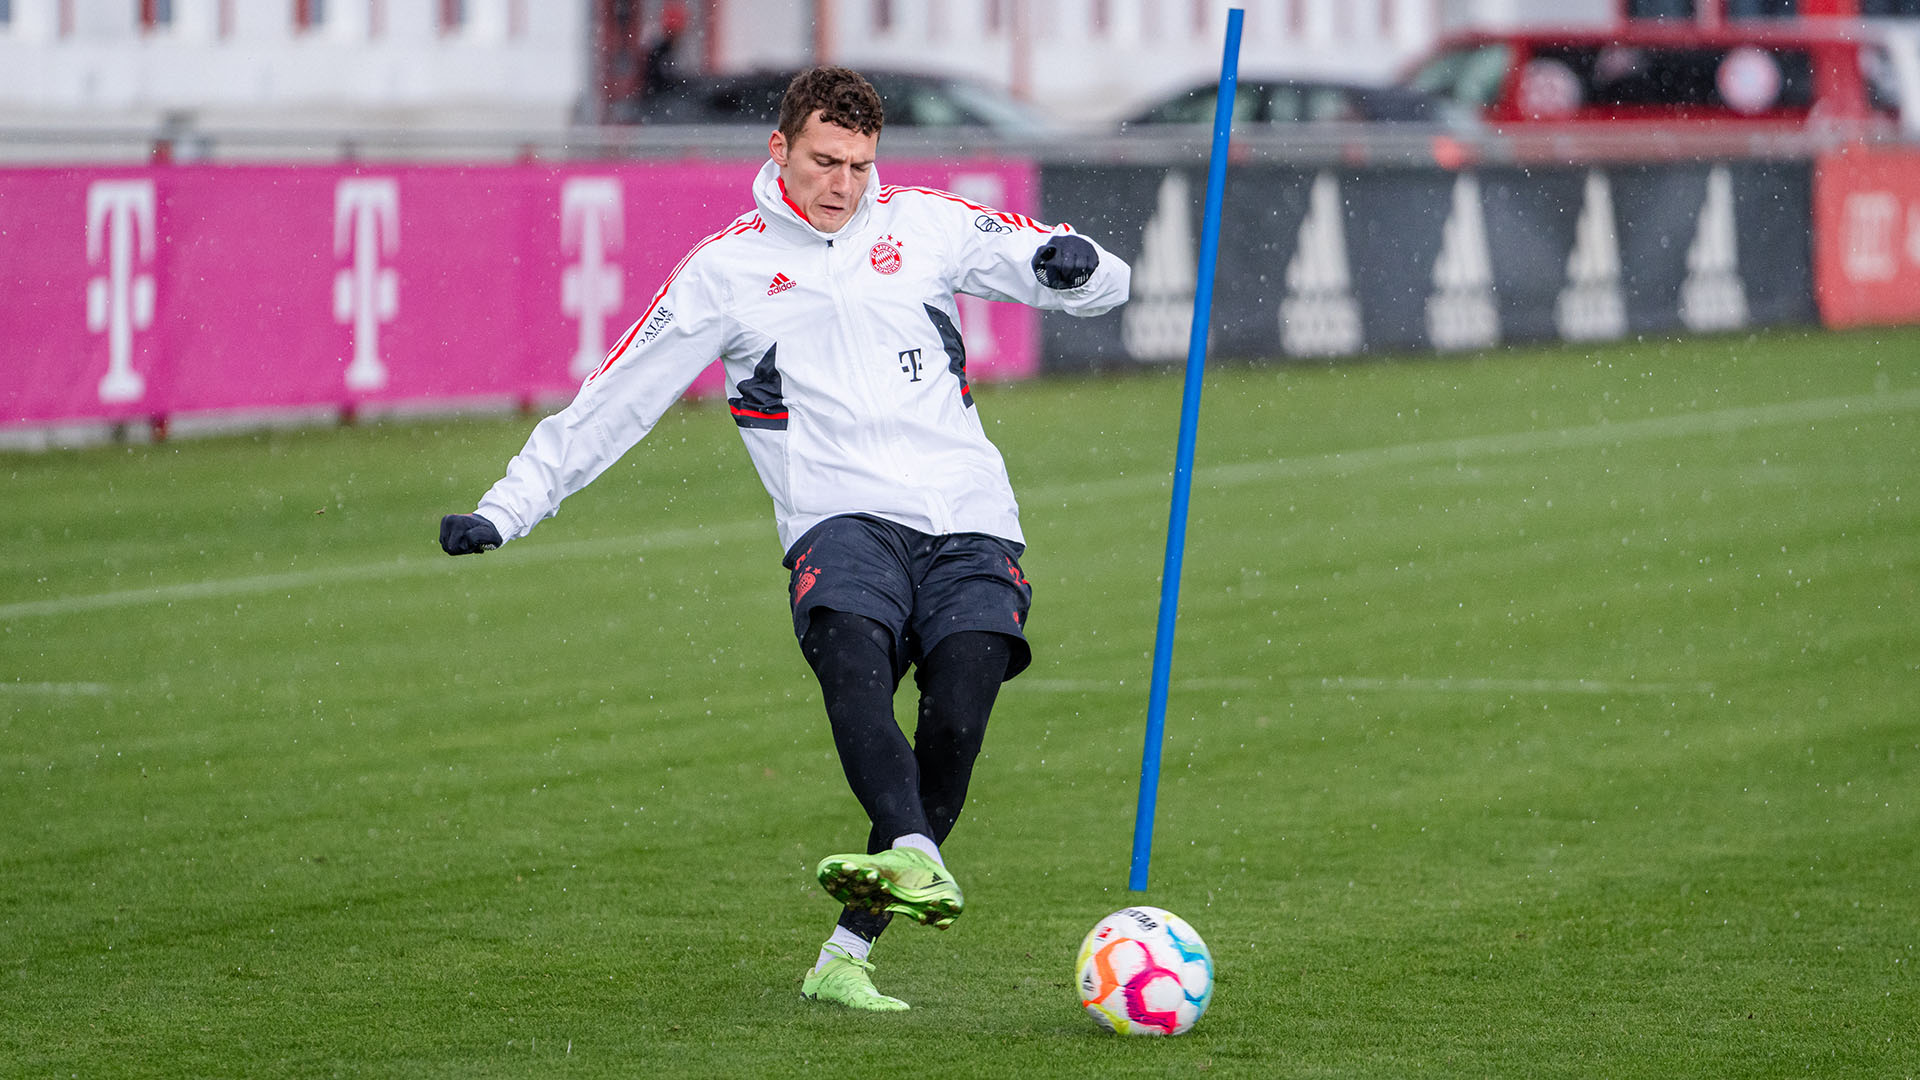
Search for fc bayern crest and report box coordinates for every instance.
[869,236,903,275]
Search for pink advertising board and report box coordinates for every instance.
[0,159,1039,428]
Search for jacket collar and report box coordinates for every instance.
[752,158,879,243]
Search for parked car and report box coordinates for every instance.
[1399,22,1920,133]
[613,68,1058,136]
[1117,77,1442,130]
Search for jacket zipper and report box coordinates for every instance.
[822,234,927,497]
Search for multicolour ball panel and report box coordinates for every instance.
[1075,906,1214,1036]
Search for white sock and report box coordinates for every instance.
[890,832,945,868]
[816,925,872,971]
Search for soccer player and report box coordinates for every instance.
[439,67,1130,1011]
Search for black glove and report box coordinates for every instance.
[1031,234,1098,290]
[439,513,502,556]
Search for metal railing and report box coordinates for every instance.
[0,117,1909,168]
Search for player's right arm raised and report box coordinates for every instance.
[948,200,1129,318]
[439,256,734,555]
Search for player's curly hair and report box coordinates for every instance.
[778,67,885,142]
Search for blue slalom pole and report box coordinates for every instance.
[1129,7,1244,893]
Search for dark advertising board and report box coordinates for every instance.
[1041,161,1815,370]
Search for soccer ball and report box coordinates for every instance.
[1075,906,1214,1036]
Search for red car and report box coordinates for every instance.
[1400,22,1918,133]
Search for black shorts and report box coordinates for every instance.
[784,514,1033,681]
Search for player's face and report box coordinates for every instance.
[769,112,878,235]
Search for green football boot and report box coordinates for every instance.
[800,946,910,1012]
[815,848,965,929]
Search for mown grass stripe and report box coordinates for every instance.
[4,388,1914,623]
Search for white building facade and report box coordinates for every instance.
[0,0,585,130]
[0,0,1623,134]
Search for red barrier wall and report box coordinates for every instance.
[1,160,1038,429]
[1814,147,1920,329]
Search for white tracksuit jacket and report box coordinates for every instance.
[475,158,1131,554]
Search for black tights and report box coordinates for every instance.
[800,608,1011,942]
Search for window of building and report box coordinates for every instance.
[440,0,467,33]
[295,0,326,31]
[0,0,11,27]
[873,0,892,34]
[1861,0,1920,13]
[141,0,175,30]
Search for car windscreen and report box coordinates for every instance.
[930,79,1055,133]
[1404,43,1513,109]
[1133,83,1261,125]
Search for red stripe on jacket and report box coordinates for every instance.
[588,214,764,383]
[728,404,789,420]
[876,185,1056,233]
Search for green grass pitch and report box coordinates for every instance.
[4,327,1917,1077]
